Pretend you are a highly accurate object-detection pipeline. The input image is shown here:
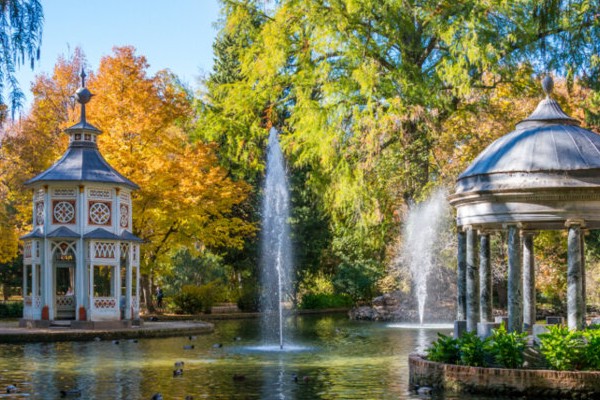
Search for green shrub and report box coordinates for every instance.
[299,293,353,310]
[582,329,600,370]
[196,281,224,314]
[485,324,528,368]
[539,324,586,370]
[236,285,260,312]
[172,285,204,314]
[426,333,460,364]
[0,301,23,318]
[458,332,487,367]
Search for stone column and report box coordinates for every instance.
[457,230,467,321]
[522,232,536,330]
[466,227,479,332]
[479,232,492,322]
[567,221,584,330]
[507,225,523,333]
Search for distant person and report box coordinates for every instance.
[156,287,164,309]
[66,287,74,295]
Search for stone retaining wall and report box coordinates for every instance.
[409,354,600,399]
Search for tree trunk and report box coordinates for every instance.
[141,274,154,312]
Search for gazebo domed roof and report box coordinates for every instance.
[449,77,600,230]
[456,123,600,193]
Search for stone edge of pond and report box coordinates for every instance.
[408,353,600,399]
[145,307,351,321]
[0,321,214,344]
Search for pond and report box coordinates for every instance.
[0,314,498,399]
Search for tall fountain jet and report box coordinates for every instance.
[402,189,449,325]
[260,127,293,350]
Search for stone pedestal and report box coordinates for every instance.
[454,320,467,338]
[477,322,500,339]
[19,319,50,329]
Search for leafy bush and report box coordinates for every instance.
[172,285,204,314]
[332,258,384,302]
[583,330,600,370]
[236,285,260,312]
[538,325,586,370]
[428,324,600,371]
[426,333,460,364]
[195,281,224,314]
[299,293,353,310]
[486,324,528,368]
[0,301,23,318]
[427,327,525,369]
[458,332,487,367]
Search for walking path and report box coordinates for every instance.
[0,320,213,343]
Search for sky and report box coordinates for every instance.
[14,0,222,110]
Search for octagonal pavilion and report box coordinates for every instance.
[19,70,143,328]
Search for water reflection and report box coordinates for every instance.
[0,314,485,399]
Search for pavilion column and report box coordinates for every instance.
[457,230,467,321]
[580,231,587,326]
[125,245,133,320]
[566,221,584,330]
[507,225,523,333]
[466,226,479,332]
[522,232,536,330]
[479,232,493,323]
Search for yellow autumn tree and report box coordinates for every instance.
[86,47,255,305]
[2,47,255,307]
[0,49,85,263]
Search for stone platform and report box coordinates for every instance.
[0,320,213,343]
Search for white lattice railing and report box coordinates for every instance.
[56,295,75,310]
[24,242,32,259]
[23,296,42,319]
[93,297,118,312]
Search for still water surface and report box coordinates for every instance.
[0,314,503,399]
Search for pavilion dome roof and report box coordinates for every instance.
[455,77,600,194]
[450,77,600,230]
[24,69,139,190]
[24,141,139,189]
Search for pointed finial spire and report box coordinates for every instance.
[74,67,93,124]
[542,75,554,98]
[80,67,87,87]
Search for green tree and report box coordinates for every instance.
[0,0,43,121]
[204,0,600,301]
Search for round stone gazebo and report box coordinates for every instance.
[449,77,600,333]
